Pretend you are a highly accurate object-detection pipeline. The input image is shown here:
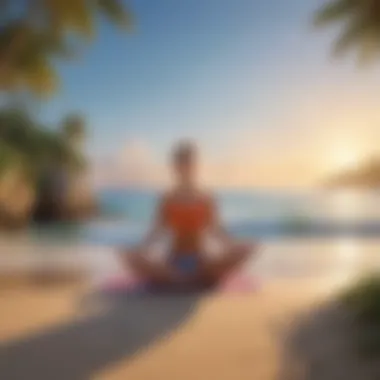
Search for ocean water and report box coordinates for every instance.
[98,188,380,224]
[4,188,380,284]
[76,188,380,247]
[21,188,380,248]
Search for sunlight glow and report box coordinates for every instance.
[329,147,359,172]
[319,239,360,296]
[332,239,359,286]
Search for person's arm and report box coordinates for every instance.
[208,195,235,247]
[137,195,168,251]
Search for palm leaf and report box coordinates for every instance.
[97,0,133,29]
[0,140,21,176]
[0,0,133,96]
[67,0,95,38]
[21,57,58,97]
[314,0,359,26]
[0,23,58,95]
[61,113,85,142]
[356,31,380,65]
[44,0,95,39]
[0,107,86,183]
[332,15,369,55]
[315,0,380,65]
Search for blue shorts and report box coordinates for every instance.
[171,255,198,275]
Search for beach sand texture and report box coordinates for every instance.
[1,240,380,379]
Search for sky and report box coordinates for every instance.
[39,0,380,189]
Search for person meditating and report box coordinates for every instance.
[123,141,255,288]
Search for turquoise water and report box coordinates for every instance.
[27,188,380,246]
[6,188,379,284]
[98,188,380,224]
[86,189,380,245]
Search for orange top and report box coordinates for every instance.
[162,198,213,236]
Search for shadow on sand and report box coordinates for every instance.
[278,300,380,380]
[0,291,201,380]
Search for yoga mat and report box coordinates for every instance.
[97,271,260,295]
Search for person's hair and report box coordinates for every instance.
[172,140,197,164]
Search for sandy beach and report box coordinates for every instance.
[1,239,380,379]
[0,279,320,380]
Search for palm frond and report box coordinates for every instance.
[61,113,85,143]
[356,31,380,65]
[314,0,359,26]
[0,140,21,176]
[21,57,59,97]
[0,107,86,182]
[0,0,133,96]
[332,15,369,55]
[96,0,133,29]
[68,0,95,38]
[44,0,95,38]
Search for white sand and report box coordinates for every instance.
[1,239,380,379]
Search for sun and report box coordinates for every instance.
[329,147,360,172]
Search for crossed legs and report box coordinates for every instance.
[120,241,258,286]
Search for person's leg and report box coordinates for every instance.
[120,247,182,285]
[198,241,257,285]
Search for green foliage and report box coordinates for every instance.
[342,273,380,324]
[341,273,380,357]
[60,113,85,143]
[0,107,85,183]
[97,0,133,29]
[0,139,23,176]
[0,0,132,96]
[355,324,380,358]
[314,0,380,64]
[0,22,61,95]
[314,0,359,25]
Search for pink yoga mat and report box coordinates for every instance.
[100,272,260,294]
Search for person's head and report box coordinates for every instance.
[171,140,198,187]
